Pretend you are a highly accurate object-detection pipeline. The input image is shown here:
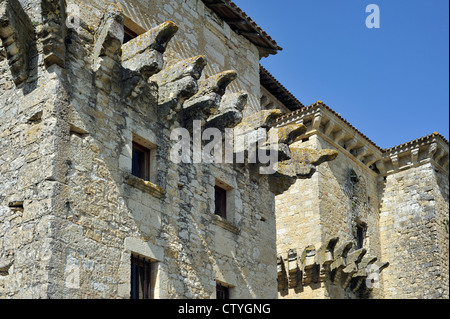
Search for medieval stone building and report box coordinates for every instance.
[0,0,448,299]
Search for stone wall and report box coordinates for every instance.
[62,0,262,117]
[275,132,384,299]
[379,162,449,299]
[0,0,282,299]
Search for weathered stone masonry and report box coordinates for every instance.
[0,0,336,298]
[0,0,448,300]
[274,101,449,299]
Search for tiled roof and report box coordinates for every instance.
[384,132,449,153]
[201,0,282,57]
[276,101,384,152]
[277,101,449,154]
[260,65,305,112]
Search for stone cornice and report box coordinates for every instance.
[276,102,383,173]
[378,133,449,176]
[276,102,449,176]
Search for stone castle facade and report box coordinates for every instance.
[0,0,448,299]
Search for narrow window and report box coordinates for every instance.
[356,224,365,249]
[131,255,152,299]
[132,142,150,181]
[214,185,227,219]
[216,283,230,300]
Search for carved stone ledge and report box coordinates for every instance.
[212,215,240,235]
[124,173,166,199]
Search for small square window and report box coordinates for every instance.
[132,142,150,181]
[216,283,230,300]
[214,185,227,219]
[131,255,153,299]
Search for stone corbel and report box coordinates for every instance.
[345,136,359,152]
[204,91,248,131]
[330,241,353,282]
[334,130,347,145]
[122,21,178,80]
[300,245,317,285]
[287,249,300,288]
[312,112,322,130]
[324,120,336,136]
[434,148,446,164]
[0,0,34,85]
[183,70,237,125]
[411,147,420,165]
[40,0,67,68]
[356,146,369,161]
[315,237,339,267]
[365,155,378,167]
[341,248,366,289]
[375,160,386,175]
[390,155,399,171]
[150,55,207,111]
[428,142,438,158]
[93,7,124,92]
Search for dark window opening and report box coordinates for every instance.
[124,25,139,44]
[214,186,227,219]
[132,142,150,181]
[131,255,152,299]
[216,283,230,300]
[356,224,365,249]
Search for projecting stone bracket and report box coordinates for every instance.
[122,21,178,80]
[39,0,67,68]
[150,55,207,116]
[279,237,389,295]
[182,70,238,127]
[0,0,34,85]
[204,91,248,131]
[93,7,124,93]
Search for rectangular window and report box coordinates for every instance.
[356,224,365,249]
[214,185,227,219]
[131,255,152,299]
[132,142,151,182]
[216,283,230,300]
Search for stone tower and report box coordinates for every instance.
[273,101,449,299]
[0,0,336,298]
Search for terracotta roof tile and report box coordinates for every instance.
[260,65,304,112]
[276,101,384,152]
[384,132,449,153]
[201,0,282,57]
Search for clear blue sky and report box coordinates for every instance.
[234,0,449,149]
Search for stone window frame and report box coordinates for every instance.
[213,178,239,234]
[132,134,157,183]
[355,219,368,250]
[130,254,153,299]
[120,238,165,299]
[215,280,234,300]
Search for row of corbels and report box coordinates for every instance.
[0,0,67,85]
[278,237,389,293]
